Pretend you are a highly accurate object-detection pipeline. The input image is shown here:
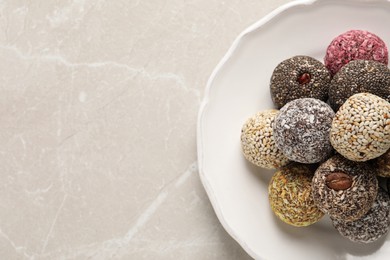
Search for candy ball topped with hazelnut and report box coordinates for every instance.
[270,56,331,109]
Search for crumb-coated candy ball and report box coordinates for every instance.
[270,55,331,109]
[268,163,324,227]
[331,189,390,243]
[329,60,390,110]
[241,110,290,169]
[330,93,390,162]
[375,150,390,177]
[324,30,388,76]
[312,155,378,222]
[273,98,335,164]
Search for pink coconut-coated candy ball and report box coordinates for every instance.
[324,30,388,75]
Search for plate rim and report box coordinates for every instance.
[197,0,320,258]
[196,0,390,259]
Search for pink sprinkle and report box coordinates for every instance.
[324,30,388,75]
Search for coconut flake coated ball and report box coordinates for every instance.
[312,154,378,222]
[273,98,335,164]
[324,30,388,75]
[331,189,390,243]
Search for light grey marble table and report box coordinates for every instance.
[0,1,290,259]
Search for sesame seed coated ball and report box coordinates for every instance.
[328,60,390,111]
[268,163,324,227]
[330,93,390,162]
[331,189,390,243]
[324,30,388,76]
[273,98,335,164]
[311,155,378,222]
[375,150,390,178]
[270,55,331,109]
[240,110,290,169]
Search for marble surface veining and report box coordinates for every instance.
[0,0,290,259]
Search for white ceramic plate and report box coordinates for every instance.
[197,0,390,259]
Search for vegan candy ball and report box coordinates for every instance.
[331,189,390,243]
[268,163,324,227]
[311,155,378,222]
[273,98,335,164]
[328,60,390,111]
[270,55,331,109]
[324,30,388,75]
[330,93,390,162]
[240,110,290,169]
